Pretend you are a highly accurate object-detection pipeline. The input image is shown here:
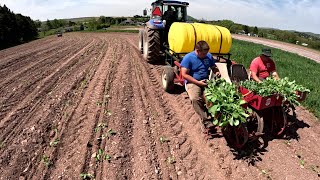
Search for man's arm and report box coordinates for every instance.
[271,71,280,80]
[181,67,206,87]
[251,71,262,83]
[210,65,221,77]
[249,59,262,83]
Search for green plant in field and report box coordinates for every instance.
[80,79,88,89]
[296,154,306,168]
[160,136,169,144]
[50,139,59,147]
[94,123,107,133]
[104,109,112,116]
[108,128,116,136]
[80,173,94,179]
[0,141,5,149]
[97,134,108,141]
[41,155,51,167]
[94,149,111,163]
[105,154,111,162]
[309,165,320,177]
[96,101,103,106]
[205,79,250,127]
[167,156,176,164]
[261,169,273,180]
[95,149,104,162]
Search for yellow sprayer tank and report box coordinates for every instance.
[168,22,232,54]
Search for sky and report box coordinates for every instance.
[1,0,320,34]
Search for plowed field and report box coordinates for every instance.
[0,32,319,180]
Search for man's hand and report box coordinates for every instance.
[215,71,221,78]
[198,79,207,87]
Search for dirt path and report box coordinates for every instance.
[232,34,320,63]
[0,32,319,180]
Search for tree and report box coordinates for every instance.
[253,26,258,35]
[46,19,53,29]
[243,25,249,34]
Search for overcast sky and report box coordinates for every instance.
[1,0,319,34]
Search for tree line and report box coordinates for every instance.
[0,5,38,50]
[206,19,320,51]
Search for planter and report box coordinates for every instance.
[239,86,278,110]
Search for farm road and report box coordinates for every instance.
[232,34,320,63]
[0,32,319,180]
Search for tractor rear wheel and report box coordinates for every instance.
[143,28,161,63]
[162,66,175,92]
[138,30,144,53]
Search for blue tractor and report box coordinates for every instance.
[139,0,189,63]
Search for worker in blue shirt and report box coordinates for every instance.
[181,40,220,132]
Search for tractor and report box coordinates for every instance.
[139,0,189,63]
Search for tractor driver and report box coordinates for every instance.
[250,48,280,83]
[181,41,220,132]
[162,6,177,44]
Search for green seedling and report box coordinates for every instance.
[50,139,59,147]
[96,101,103,106]
[296,154,305,168]
[64,112,69,118]
[104,109,112,116]
[0,141,5,149]
[80,173,94,179]
[105,154,111,162]
[284,139,291,146]
[97,134,107,140]
[310,165,320,177]
[41,155,51,167]
[167,156,176,164]
[95,149,104,162]
[80,79,88,89]
[108,128,116,136]
[160,136,169,144]
[94,123,107,133]
[261,169,272,180]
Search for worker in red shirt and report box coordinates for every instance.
[250,48,280,83]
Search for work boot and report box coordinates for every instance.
[199,119,215,133]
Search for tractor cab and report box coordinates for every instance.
[146,0,189,22]
[139,0,189,63]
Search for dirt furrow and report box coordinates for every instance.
[0,32,319,180]
[45,36,118,179]
[0,39,96,147]
[0,37,80,92]
[0,36,60,60]
[0,38,95,122]
[0,38,103,179]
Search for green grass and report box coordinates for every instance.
[37,29,57,39]
[230,39,320,118]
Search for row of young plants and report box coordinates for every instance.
[240,77,310,106]
[204,79,251,127]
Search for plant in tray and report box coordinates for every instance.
[204,79,250,127]
[240,77,310,106]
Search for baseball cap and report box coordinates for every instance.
[262,48,272,57]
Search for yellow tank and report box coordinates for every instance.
[168,22,232,54]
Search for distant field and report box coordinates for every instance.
[230,39,320,118]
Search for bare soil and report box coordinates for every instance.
[0,32,319,180]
